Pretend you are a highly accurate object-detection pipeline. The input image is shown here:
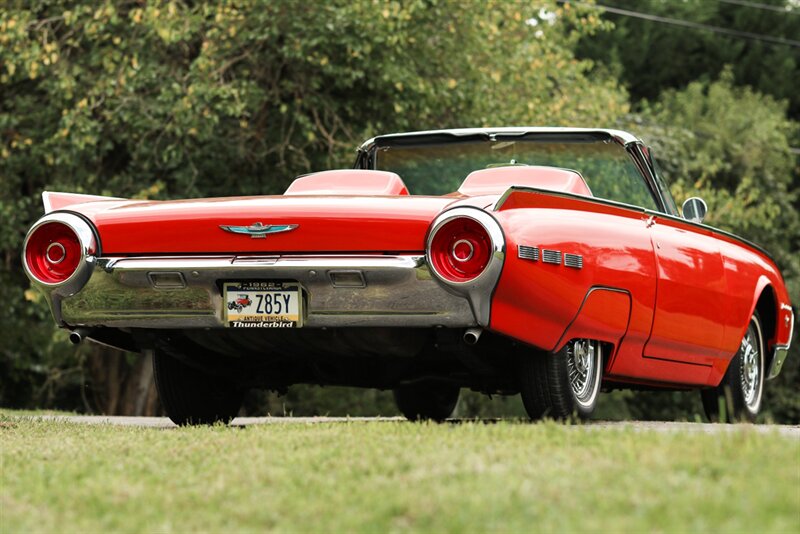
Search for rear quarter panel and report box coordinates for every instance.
[489,192,657,368]
[488,190,792,387]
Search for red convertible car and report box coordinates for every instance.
[23,128,794,424]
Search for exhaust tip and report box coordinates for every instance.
[69,328,90,345]
[463,328,482,345]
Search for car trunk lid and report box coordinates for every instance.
[71,195,458,254]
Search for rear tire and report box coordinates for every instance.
[520,339,603,420]
[701,313,765,423]
[152,350,243,426]
[394,382,459,422]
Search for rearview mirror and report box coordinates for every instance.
[682,197,707,224]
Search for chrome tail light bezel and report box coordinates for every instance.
[23,212,98,296]
[426,207,505,326]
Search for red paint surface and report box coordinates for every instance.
[645,218,728,363]
[491,193,659,381]
[489,189,792,387]
[555,289,631,357]
[76,195,456,254]
[25,222,83,283]
[459,166,591,197]
[285,170,409,196]
[50,184,792,388]
[429,217,492,282]
[43,191,124,213]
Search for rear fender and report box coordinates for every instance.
[746,279,794,379]
[735,276,790,356]
[554,287,632,368]
[43,191,124,213]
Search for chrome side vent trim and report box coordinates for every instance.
[542,249,562,265]
[518,245,539,261]
[564,253,583,269]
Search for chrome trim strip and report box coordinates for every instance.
[426,207,505,327]
[494,185,647,214]
[358,127,641,152]
[646,209,778,266]
[493,186,779,267]
[768,306,794,380]
[46,255,476,329]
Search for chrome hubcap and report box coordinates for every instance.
[739,323,761,410]
[566,339,598,405]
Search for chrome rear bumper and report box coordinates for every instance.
[48,255,477,329]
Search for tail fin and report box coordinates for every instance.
[42,191,124,213]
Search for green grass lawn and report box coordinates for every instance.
[2,415,798,533]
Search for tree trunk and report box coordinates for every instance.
[86,345,160,416]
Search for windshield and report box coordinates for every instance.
[371,136,658,210]
[648,149,678,215]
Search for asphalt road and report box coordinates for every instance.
[27,415,800,438]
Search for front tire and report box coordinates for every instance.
[394,381,460,422]
[520,339,603,420]
[152,350,243,426]
[701,313,765,423]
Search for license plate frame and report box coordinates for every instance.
[223,281,303,328]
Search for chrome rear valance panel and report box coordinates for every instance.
[54,255,476,329]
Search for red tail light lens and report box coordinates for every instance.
[24,222,83,284]
[429,217,492,282]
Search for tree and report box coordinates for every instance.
[1,0,628,414]
[629,72,799,423]
[573,0,798,423]
[576,0,800,119]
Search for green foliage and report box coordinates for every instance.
[576,0,800,119]
[630,72,799,423]
[1,1,796,422]
[576,0,800,423]
[1,0,626,411]
[636,72,799,294]
[1,0,627,205]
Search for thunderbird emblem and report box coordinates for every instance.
[219,222,299,238]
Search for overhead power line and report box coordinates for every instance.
[556,1,800,48]
[716,0,799,15]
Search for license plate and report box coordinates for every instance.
[223,281,302,328]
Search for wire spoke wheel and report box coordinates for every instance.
[566,339,598,407]
[701,312,765,423]
[520,338,603,420]
[739,323,762,412]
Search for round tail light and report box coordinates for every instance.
[429,216,492,283]
[425,208,505,326]
[23,214,96,287]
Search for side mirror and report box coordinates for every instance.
[682,197,707,224]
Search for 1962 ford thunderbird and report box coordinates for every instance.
[23,128,794,424]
